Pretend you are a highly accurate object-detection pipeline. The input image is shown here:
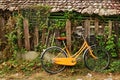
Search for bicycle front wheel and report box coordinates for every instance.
[41,46,67,74]
[83,45,110,71]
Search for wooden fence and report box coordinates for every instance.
[0,15,120,53]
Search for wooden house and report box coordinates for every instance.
[0,0,120,51]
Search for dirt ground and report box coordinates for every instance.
[0,70,120,80]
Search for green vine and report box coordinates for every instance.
[105,35,117,57]
[96,27,117,57]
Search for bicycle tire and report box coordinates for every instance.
[83,45,110,71]
[41,46,67,74]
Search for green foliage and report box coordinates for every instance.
[96,35,105,46]
[5,29,18,55]
[105,26,117,57]
[117,38,120,48]
[96,27,117,57]
[15,14,24,38]
[64,11,82,20]
[64,11,73,19]
[1,16,19,59]
[0,57,41,74]
[22,5,51,30]
[5,14,25,58]
[34,42,46,52]
[105,35,117,57]
[106,60,120,72]
[49,19,66,30]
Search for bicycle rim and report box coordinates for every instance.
[83,46,110,71]
[41,46,67,74]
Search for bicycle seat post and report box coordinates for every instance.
[62,40,66,47]
[82,34,86,41]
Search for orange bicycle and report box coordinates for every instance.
[41,29,110,74]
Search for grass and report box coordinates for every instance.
[0,57,120,80]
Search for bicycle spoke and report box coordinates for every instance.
[41,46,67,74]
[83,45,110,71]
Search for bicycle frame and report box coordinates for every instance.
[64,35,97,59]
[53,35,97,66]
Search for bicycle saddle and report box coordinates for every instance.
[56,37,66,41]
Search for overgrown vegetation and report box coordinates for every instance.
[0,57,41,75]
[96,27,118,58]
[0,5,51,74]
[0,5,120,75]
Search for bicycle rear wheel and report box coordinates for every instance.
[41,46,67,74]
[83,45,110,71]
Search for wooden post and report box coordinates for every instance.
[17,26,22,49]
[95,18,99,35]
[0,17,5,50]
[66,19,71,52]
[101,23,105,35]
[113,21,119,40]
[84,19,90,37]
[55,29,60,46]
[41,28,46,45]
[34,26,39,47]
[23,18,30,50]
[108,20,112,37]
[113,21,119,57]
[0,17,5,40]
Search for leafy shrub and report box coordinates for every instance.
[107,60,120,72]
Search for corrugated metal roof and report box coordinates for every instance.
[0,0,120,16]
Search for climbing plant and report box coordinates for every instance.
[96,27,118,57]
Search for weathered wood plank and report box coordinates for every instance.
[66,19,71,52]
[41,28,46,45]
[100,23,105,35]
[108,20,112,37]
[0,17,5,40]
[84,19,90,37]
[54,29,60,46]
[0,17,5,50]
[95,18,99,35]
[34,26,39,47]
[17,26,22,49]
[23,18,30,50]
